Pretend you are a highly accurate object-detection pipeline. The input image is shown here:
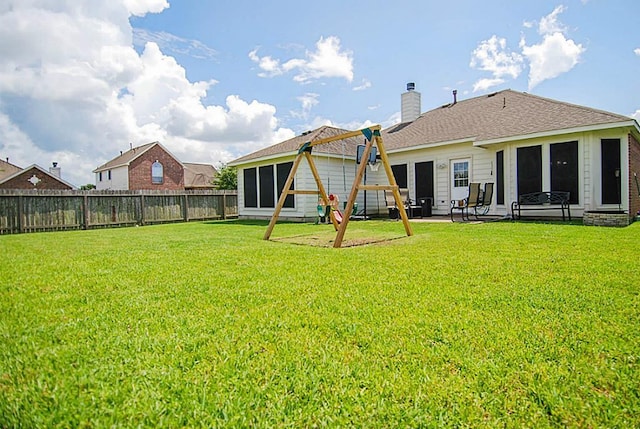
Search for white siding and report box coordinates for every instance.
[95,166,128,190]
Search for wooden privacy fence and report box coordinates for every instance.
[0,189,238,234]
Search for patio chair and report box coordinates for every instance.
[472,182,494,219]
[385,188,420,219]
[450,182,481,221]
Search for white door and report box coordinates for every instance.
[451,159,470,201]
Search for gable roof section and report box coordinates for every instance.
[0,158,22,181]
[0,164,75,189]
[383,89,636,150]
[184,162,217,188]
[229,125,364,165]
[93,142,183,172]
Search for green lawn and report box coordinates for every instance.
[1,220,639,427]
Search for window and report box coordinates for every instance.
[496,150,504,205]
[414,161,434,205]
[453,161,469,188]
[259,165,275,208]
[516,145,542,197]
[601,138,621,204]
[391,164,408,188]
[277,162,295,208]
[151,161,163,184]
[98,171,102,182]
[108,170,112,180]
[243,168,257,208]
[550,141,578,204]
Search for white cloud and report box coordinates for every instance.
[538,5,567,35]
[520,32,584,90]
[353,79,372,91]
[249,36,354,83]
[470,5,585,92]
[0,1,293,186]
[519,6,584,90]
[248,49,283,78]
[133,28,218,60]
[124,0,170,16]
[632,110,640,121]
[473,78,506,93]
[290,93,320,120]
[470,35,523,92]
[635,48,640,56]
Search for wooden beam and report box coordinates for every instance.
[288,190,321,195]
[357,184,398,191]
[306,125,382,148]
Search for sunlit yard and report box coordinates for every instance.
[1,220,639,427]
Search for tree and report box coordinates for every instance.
[213,164,237,190]
[79,183,96,190]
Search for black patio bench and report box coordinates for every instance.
[511,191,571,221]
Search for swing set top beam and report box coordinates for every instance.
[298,125,381,153]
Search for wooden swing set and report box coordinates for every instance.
[264,125,413,248]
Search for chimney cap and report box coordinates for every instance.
[52,162,58,168]
[406,82,415,91]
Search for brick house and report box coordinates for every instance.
[0,163,75,190]
[93,142,184,190]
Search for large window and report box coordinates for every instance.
[259,165,275,208]
[496,150,504,205]
[516,145,542,197]
[550,141,578,204]
[244,163,296,209]
[243,168,257,208]
[601,138,621,205]
[391,164,408,188]
[277,162,294,208]
[414,161,434,205]
[151,161,163,184]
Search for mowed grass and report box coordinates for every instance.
[1,219,639,427]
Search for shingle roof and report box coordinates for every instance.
[230,125,365,165]
[93,142,159,172]
[184,162,217,188]
[0,158,22,181]
[383,89,633,150]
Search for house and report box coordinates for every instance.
[0,158,22,182]
[230,85,640,223]
[0,162,75,190]
[93,142,184,190]
[183,163,217,190]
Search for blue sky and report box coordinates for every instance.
[1,0,638,186]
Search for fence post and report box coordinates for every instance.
[222,192,227,220]
[83,193,89,230]
[183,193,189,222]
[139,193,145,226]
[17,195,24,233]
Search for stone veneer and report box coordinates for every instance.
[583,211,631,227]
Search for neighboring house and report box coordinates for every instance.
[184,163,217,190]
[93,142,184,190]
[230,86,640,222]
[0,158,22,182]
[0,163,75,190]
